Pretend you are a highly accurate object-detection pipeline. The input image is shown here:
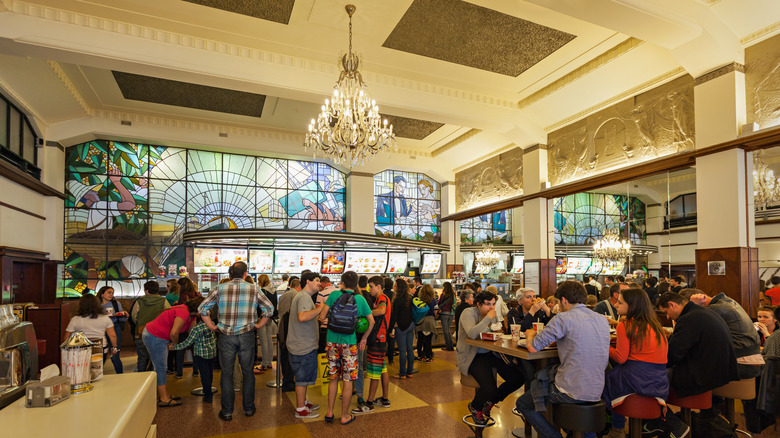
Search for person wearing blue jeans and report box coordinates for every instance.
[516,383,598,438]
[395,323,415,377]
[217,331,256,414]
[135,336,151,372]
[388,278,416,379]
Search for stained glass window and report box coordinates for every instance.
[374,170,441,243]
[460,210,512,245]
[554,193,645,245]
[63,140,347,297]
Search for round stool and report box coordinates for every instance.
[460,374,494,438]
[553,401,606,438]
[666,388,712,426]
[713,378,755,437]
[613,395,663,438]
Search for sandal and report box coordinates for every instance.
[340,414,356,425]
[324,415,334,423]
[392,374,406,379]
[253,365,264,374]
[169,395,182,401]
[158,399,182,407]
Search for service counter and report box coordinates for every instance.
[0,372,157,438]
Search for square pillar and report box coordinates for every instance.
[346,172,374,235]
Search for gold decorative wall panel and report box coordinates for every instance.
[454,147,523,211]
[746,33,780,128]
[547,76,695,186]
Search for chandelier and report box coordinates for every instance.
[475,243,501,272]
[753,151,780,211]
[304,4,397,168]
[592,230,631,263]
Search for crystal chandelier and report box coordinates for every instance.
[753,151,780,211]
[304,4,397,168]
[592,230,631,263]
[475,243,501,272]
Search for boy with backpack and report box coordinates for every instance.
[319,271,374,425]
[352,276,392,414]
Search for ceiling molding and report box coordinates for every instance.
[523,143,548,154]
[740,20,780,46]
[7,0,518,113]
[44,60,91,116]
[517,37,644,110]
[694,62,745,86]
[0,77,46,127]
[544,67,687,132]
[430,128,481,157]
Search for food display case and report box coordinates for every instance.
[248,249,273,273]
[321,251,346,275]
[386,252,408,274]
[194,248,248,273]
[273,250,321,274]
[420,253,441,275]
[345,252,388,274]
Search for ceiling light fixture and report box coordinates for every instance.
[304,4,396,168]
[753,151,780,211]
[592,230,631,263]
[475,243,501,272]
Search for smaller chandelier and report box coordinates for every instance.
[753,151,780,211]
[475,243,501,272]
[304,4,397,168]
[593,230,631,263]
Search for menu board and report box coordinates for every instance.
[321,251,346,275]
[194,248,247,274]
[248,249,273,273]
[421,253,441,274]
[345,252,388,274]
[386,253,408,274]
[274,250,321,274]
[585,259,603,275]
[473,262,491,274]
[602,261,625,275]
[566,257,592,275]
[555,257,568,274]
[511,255,524,273]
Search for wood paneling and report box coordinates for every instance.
[525,258,557,298]
[695,247,759,316]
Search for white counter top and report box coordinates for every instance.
[0,372,157,438]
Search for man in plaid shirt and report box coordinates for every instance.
[200,261,273,421]
[170,316,216,402]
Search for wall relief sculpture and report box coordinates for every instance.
[746,33,780,129]
[548,75,695,186]
[455,147,523,211]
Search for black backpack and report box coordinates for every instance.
[690,411,738,438]
[327,290,358,335]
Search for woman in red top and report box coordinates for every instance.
[603,288,669,438]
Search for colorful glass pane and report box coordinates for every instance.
[374,170,441,243]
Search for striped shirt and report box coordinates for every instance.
[199,279,273,336]
[171,321,216,359]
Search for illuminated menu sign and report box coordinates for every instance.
[473,261,491,274]
[274,250,321,274]
[421,253,441,274]
[555,257,568,274]
[511,255,524,273]
[248,249,273,273]
[585,259,603,275]
[194,248,247,274]
[602,261,625,275]
[345,252,388,274]
[321,251,346,275]
[566,257,592,275]
[386,253,408,274]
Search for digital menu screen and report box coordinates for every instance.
[555,257,568,274]
[345,252,388,274]
[321,251,346,275]
[386,253,408,274]
[602,261,625,275]
[473,261,491,274]
[274,250,321,274]
[194,248,247,274]
[248,249,273,273]
[585,259,603,275]
[511,255,524,273]
[421,253,441,274]
[566,257,592,275]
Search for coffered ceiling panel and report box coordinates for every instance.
[183,0,296,24]
[379,114,444,140]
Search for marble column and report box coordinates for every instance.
[521,144,556,297]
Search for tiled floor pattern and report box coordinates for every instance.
[105,351,780,437]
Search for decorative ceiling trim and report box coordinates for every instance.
[442,181,455,187]
[0,77,46,127]
[347,171,373,178]
[8,0,517,112]
[44,60,91,116]
[523,143,548,154]
[740,21,780,46]
[517,37,644,110]
[544,67,687,132]
[430,128,481,157]
[694,62,745,86]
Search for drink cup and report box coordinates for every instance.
[510,324,521,335]
[532,322,544,332]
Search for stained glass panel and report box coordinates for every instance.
[374,170,441,243]
[553,193,646,245]
[458,210,512,245]
[187,150,222,183]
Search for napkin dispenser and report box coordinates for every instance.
[0,321,39,410]
[26,376,71,407]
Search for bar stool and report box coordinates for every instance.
[666,388,712,426]
[713,378,755,437]
[552,401,606,438]
[460,374,495,438]
[612,395,664,438]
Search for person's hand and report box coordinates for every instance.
[486,309,497,320]
[359,338,367,351]
[108,168,122,182]
[530,299,544,314]
[690,293,708,306]
[167,344,174,351]
[756,322,770,337]
[524,329,537,339]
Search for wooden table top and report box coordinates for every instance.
[464,337,560,360]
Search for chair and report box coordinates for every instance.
[666,388,712,426]
[460,374,496,438]
[612,395,664,438]
[713,378,756,437]
[552,401,606,438]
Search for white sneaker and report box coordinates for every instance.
[295,408,320,419]
[305,401,320,411]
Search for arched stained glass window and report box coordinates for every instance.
[373,170,441,243]
[554,193,645,245]
[460,210,512,245]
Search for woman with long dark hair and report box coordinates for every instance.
[97,286,127,373]
[388,278,414,379]
[603,288,669,438]
[65,293,118,361]
[438,282,456,351]
[415,285,438,362]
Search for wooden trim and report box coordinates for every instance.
[659,243,698,248]
[442,126,780,222]
[0,246,50,260]
[647,227,697,236]
[0,201,45,220]
[0,159,65,199]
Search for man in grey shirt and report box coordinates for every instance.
[516,280,610,438]
[277,277,301,392]
[287,272,322,419]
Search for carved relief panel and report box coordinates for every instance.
[746,33,780,128]
[548,76,695,186]
[455,147,523,211]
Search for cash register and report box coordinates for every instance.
[0,304,38,410]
